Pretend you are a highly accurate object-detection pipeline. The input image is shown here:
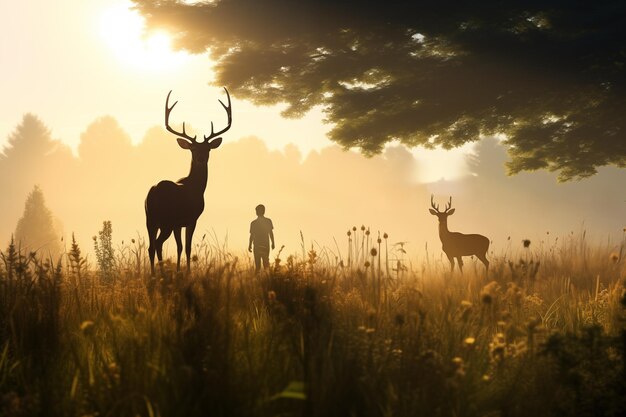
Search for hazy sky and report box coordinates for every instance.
[2,0,623,267]
[0,0,470,183]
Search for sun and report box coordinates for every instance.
[99,3,189,72]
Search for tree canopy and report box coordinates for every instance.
[133,0,626,180]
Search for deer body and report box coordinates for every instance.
[430,196,489,273]
[146,89,231,275]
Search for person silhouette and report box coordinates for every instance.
[248,204,275,272]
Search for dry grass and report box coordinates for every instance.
[0,229,625,417]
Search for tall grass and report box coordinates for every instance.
[0,229,625,416]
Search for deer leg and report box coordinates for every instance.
[155,227,173,273]
[147,224,158,276]
[457,257,464,274]
[447,254,455,272]
[477,253,490,274]
[185,222,197,273]
[174,228,183,272]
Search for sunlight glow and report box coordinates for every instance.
[99,3,189,72]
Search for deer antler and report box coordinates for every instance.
[203,88,232,143]
[430,194,440,213]
[165,90,198,143]
[444,196,452,213]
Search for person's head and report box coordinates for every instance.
[255,204,266,216]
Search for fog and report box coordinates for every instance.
[1,114,624,266]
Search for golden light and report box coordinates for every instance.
[99,3,189,72]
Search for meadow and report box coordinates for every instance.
[0,226,625,417]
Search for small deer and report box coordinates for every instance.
[145,88,232,275]
[429,195,489,273]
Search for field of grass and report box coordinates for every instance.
[0,229,625,417]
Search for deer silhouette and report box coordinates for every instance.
[429,195,489,273]
[145,88,232,275]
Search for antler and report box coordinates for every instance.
[431,195,454,213]
[430,194,440,213]
[165,90,198,143]
[203,88,232,143]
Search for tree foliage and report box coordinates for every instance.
[134,0,626,180]
[14,185,61,257]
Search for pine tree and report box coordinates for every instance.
[14,185,61,257]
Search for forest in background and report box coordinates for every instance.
[1,113,624,264]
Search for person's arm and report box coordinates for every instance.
[248,223,253,252]
[270,230,275,250]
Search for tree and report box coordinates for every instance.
[133,0,626,181]
[14,185,61,257]
[0,113,55,164]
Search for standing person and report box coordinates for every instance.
[248,204,275,272]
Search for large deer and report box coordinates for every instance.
[429,195,489,273]
[145,88,232,275]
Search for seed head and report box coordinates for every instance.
[364,261,371,268]
[347,230,352,237]
[361,225,366,231]
[522,239,531,248]
[370,248,378,257]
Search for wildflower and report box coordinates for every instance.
[522,239,531,248]
[377,237,382,244]
[365,228,370,236]
[131,238,135,244]
[191,255,199,262]
[347,230,352,237]
[353,226,357,232]
[364,261,371,268]
[464,337,476,347]
[80,320,95,335]
[361,225,366,231]
[383,233,388,239]
[370,248,378,257]
[451,357,466,377]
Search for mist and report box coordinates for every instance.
[1,114,624,267]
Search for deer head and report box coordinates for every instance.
[429,195,455,223]
[165,88,232,164]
